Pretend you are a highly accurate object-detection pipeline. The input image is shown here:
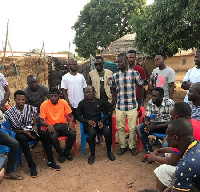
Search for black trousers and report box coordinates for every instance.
[84,123,112,156]
[15,130,54,168]
[47,123,76,155]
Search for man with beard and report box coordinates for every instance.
[61,58,87,120]
[181,50,200,103]
[40,87,76,163]
[88,56,113,137]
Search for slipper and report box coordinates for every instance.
[4,173,24,180]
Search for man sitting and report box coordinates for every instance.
[137,87,174,161]
[4,90,60,178]
[39,87,76,163]
[164,119,200,192]
[147,102,200,192]
[76,86,115,165]
[0,110,23,180]
[188,82,200,121]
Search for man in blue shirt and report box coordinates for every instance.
[164,118,200,192]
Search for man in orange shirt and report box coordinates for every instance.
[40,87,76,163]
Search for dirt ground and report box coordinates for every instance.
[1,88,187,192]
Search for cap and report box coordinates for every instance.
[49,87,60,95]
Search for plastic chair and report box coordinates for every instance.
[148,114,167,146]
[112,106,145,151]
[41,113,77,159]
[0,122,23,167]
[79,122,101,156]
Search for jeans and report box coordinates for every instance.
[0,130,19,173]
[47,123,76,155]
[84,123,112,156]
[137,122,167,153]
[15,130,55,168]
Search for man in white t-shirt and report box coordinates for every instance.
[181,50,200,102]
[0,73,10,112]
[149,53,175,99]
[61,58,87,119]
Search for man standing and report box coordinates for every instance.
[23,75,49,110]
[88,56,113,130]
[112,53,144,156]
[181,50,200,103]
[4,90,60,178]
[150,53,175,99]
[127,50,147,104]
[76,86,115,165]
[164,118,200,192]
[188,82,200,121]
[61,58,87,119]
[137,87,174,161]
[0,73,10,112]
[40,87,76,163]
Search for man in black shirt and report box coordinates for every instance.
[76,86,115,165]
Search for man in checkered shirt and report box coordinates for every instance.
[137,87,174,161]
[111,53,144,156]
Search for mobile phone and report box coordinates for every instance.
[0,155,7,170]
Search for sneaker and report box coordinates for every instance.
[30,167,38,178]
[88,155,95,165]
[48,162,61,171]
[65,153,73,161]
[141,153,149,162]
[129,148,138,156]
[58,153,65,163]
[107,152,115,161]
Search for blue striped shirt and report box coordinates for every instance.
[112,69,143,111]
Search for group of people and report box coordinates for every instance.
[0,49,200,192]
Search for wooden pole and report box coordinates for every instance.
[2,20,9,74]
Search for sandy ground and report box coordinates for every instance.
[1,90,186,192]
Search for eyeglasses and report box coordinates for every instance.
[94,63,102,66]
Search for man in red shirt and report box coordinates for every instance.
[127,50,147,104]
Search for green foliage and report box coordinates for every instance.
[72,0,145,58]
[130,0,200,57]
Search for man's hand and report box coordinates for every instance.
[0,168,4,183]
[98,121,103,129]
[68,122,76,132]
[24,130,36,139]
[144,124,157,133]
[88,120,96,128]
[47,125,55,134]
[147,152,157,163]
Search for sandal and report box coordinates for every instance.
[141,153,149,162]
[4,173,24,180]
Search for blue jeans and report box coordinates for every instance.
[137,122,167,153]
[0,130,19,173]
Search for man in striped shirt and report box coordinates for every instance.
[111,53,144,156]
[4,90,60,178]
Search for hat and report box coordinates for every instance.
[0,110,6,124]
[49,87,60,95]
